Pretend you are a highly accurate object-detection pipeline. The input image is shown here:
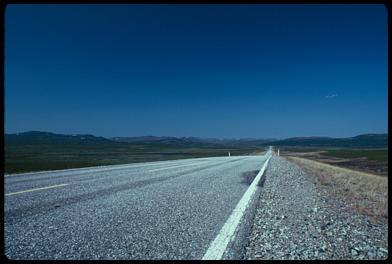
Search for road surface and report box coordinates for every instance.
[5,153,269,259]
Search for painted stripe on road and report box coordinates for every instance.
[5,184,69,196]
[4,158,218,178]
[147,162,210,172]
[202,152,272,260]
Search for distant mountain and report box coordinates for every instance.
[267,133,388,148]
[111,136,277,148]
[5,131,114,145]
[5,131,387,148]
[112,136,228,148]
[111,136,170,143]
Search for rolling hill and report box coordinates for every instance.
[5,131,388,149]
[268,134,388,148]
[4,131,387,173]
[5,131,114,145]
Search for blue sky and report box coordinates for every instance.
[5,4,388,138]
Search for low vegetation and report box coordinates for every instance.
[321,149,388,162]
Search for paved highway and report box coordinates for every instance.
[5,152,270,259]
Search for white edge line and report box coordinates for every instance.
[202,152,272,260]
[5,183,70,196]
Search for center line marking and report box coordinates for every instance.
[5,183,69,196]
[147,162,210,172]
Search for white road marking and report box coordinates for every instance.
[202,152,272,260]
[147,161,210,172]
[5,183,69,196]
[4,162,168,177]
[4,157,219,177]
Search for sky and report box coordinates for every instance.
[5,4,388,139]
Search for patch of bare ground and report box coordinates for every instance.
[287,156,388,224]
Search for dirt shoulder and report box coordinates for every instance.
[245,156,388,260]
[281,150,388,177]
[286,156,388,224]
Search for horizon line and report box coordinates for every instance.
[4,130,388,141]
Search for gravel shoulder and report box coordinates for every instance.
[245,156,388,260]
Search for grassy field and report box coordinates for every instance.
[4,143,262,174]
[321,149,388,162]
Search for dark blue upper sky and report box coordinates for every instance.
[5,4,388,138]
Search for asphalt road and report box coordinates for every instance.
[5,154,268,260]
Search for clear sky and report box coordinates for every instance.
[5,4,388,139]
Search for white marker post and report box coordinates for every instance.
[228,152,231,157]
[278,149,280,156]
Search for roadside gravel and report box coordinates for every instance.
[245,156,388,260]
